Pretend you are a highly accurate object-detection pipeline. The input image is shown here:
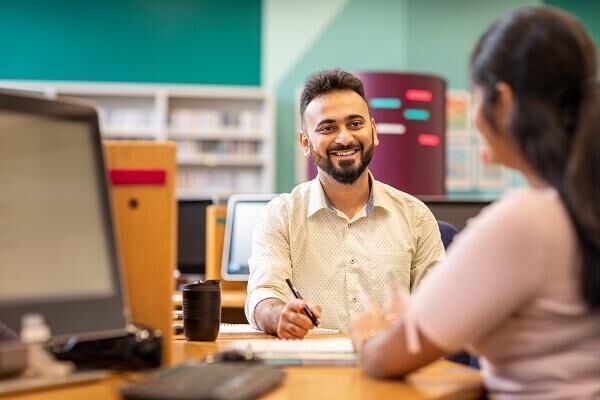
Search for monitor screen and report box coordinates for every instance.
[419,197,493,231]
[177,199,212,275]
[221,194,276,281]
[0,91,127,343]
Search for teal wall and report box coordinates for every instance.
[269,0,539,192]
[0,0,261,85]
[406,0,540,90]
[1,1,598,192]
[271,0,410,192]
[545,0,600,47]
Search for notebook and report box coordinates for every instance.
[226,338,358,366]
[219,324,339,337]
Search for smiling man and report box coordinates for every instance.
[245,69,444,338]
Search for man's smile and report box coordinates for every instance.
[328,148,360,159]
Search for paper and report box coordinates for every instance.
[227,338,358,366]
[219,324,339,337]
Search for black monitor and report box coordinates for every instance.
[419,196,494,231]
[0,91,128,344]
[221,194,276,281]
[177,199,213,276]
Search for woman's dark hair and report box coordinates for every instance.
[470,6,600,308]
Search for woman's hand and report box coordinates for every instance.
[349,294,387,353]
[350,283,412,352]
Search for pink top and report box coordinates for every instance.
[413,187,600,399]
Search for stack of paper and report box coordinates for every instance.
[227,338,358,366]
[219,324,339,337]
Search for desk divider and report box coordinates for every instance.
[104,140,176,366]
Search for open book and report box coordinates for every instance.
[219,324,339,337]
[226,338,358,366]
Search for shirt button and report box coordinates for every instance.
[350,258,355,264]
[352,297,357,302]
[348,223,352,227]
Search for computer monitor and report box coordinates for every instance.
[177,199,213,276]
[221,194,276,281]
[419,196,494,231]
[0,91,128,344]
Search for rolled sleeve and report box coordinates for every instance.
[245,197,293,327]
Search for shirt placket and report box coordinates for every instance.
[344,217,364,319]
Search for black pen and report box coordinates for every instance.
[285,278,320,327]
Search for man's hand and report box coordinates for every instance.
[254,298,321,339]
[276,299,321,339]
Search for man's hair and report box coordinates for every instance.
[299,69,366,127]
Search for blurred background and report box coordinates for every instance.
[1,0,598,197]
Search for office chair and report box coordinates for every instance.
[436,221,480,369]
[437,220,458,249]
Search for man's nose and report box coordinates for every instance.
[334,128,353,145]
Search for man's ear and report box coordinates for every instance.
[299,131,311,157]
[371,117,379,147]
[495,82,514,136]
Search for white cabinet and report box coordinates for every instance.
[0,80,275,199]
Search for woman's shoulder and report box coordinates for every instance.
[477,187,563,223]
[466,187,572,250]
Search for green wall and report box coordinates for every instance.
[406,0,540,90]
[545,0,600,47]
[0,0,261,85]
[270,0,539,192]
[271,0,410,192]
[1,0,598,192]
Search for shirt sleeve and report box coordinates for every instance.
[412,191,547,352]
[410,205,445,290]
[245,197,293,328]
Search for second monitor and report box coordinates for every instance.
[221,194,276,281]
[177,199,213,276]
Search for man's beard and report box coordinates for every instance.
[310,132,375,185]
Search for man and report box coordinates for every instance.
[245,69,444,338]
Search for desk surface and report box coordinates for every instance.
[6,336,483,400]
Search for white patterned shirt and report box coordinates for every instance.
[245,174,445,332]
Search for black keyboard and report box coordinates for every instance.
[121,362,285,400]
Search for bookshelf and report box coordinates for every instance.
[0,80,275,199]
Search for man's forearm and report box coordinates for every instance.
[254,298,286,335]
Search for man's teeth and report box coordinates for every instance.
[332,149,357,156]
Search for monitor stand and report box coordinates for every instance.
[0,342,107,395]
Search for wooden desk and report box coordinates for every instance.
[6,336,483,400]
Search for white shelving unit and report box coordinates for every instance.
[0,80,275,199]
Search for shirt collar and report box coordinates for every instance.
[307,171,389,218]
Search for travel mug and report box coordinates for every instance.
[182,280,221,341]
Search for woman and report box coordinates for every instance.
[350,6,600,399]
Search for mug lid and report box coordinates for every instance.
[182,280,221,292]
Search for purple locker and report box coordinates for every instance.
[307,71,446,196]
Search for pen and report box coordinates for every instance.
[285,278,320,327]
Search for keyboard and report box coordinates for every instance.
[121,362,285,400]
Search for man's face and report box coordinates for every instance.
[300,90,378,184]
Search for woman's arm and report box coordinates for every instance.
[359,317,445,378]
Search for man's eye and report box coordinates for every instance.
[349,120,364,128]
[319,126,335,133]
